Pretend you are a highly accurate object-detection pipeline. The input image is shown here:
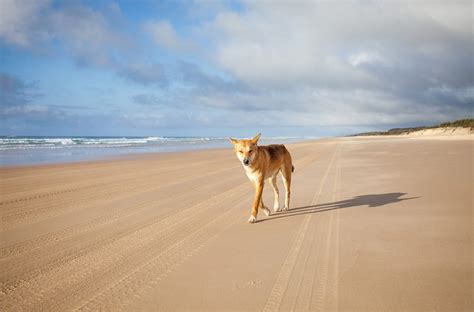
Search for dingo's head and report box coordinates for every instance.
[229,133,261,167]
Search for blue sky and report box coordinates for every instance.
[1,0,472,137]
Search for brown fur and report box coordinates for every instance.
[230,133,293,223]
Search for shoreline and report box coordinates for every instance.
[0,144,230,169]
[0,137,314,168]
[2,131,471,169]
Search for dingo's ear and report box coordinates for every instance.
[251,133,261,144]
[229,137,238,145]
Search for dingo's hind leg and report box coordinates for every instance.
[260,198,271,216]
[269,174,280,212]
[281,164,292,211]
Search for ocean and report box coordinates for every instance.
[0,136,311,167]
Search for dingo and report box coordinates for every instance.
[229,133,294,223]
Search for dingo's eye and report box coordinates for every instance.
[239,150,243,154]
[248,150,253,153]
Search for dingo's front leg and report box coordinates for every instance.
[249,179,264,223]
[260,199,271,216]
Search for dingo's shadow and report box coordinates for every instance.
[259,192,418,223]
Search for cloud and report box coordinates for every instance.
[0,1,174,88]
[0,73,41,107]
[130,61,252,109]
[49,3,130,68]
[1,1,472,136]
[0,0,50,47]
[175,61,247,93]
[208,1,473,89]
[194,1,473,126]
[0,1,131,68]
[144,20,194,53]
[132,93,163,106]
[348,51,386,67]
[119,62,167,86]
[0,73,73,120]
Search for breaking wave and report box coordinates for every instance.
[0,136,222,150]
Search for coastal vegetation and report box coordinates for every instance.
[352,119,473,136]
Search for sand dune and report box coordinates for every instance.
[1,137,472,311]
[406,127,473,140]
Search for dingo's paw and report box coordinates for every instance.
[282,205,289,211]
[262,207,271,216]
[248,215,257,223]
[273,204,281,212]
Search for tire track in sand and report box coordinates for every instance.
[0,174,243,287]
[1,144,313,203]
[1,161,240,228]
[283,144,341,312]
[2,144,315,229]
[307,147,341,311]
[2,164,241,231]
[75,201,248,311]
[1,148,324,311]
[1,146,320,258]
[75,148,330,311]
[20,151,322,311]
[262,144,339,312]
[1,181,248,311]
[0,156,234,202]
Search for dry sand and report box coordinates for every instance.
[1,136,472,311]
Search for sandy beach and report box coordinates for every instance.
[1,136,472,311]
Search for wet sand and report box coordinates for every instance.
[1,136,472,311]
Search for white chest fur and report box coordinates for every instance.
[243,166,261,183]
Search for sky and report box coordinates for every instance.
[0,0,472,137]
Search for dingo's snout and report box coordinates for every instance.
[243,158,250,166]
